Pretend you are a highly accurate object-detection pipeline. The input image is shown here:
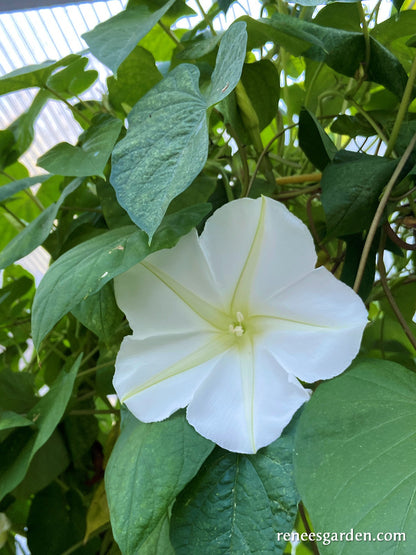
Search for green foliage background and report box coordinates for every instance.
[1,0,416,553]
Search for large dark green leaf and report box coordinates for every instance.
[267,13,408,98]
[0,55,79,95]
[204,21,247,106]
[110,64,209,240]
[105,411,214,554]
[82,0,175,73]
[0,355,81,501]
[294,359,416,554]
[171,419,299,554]
[31,204,210,349]
[299,108,337,170]
[320,151,398,237]
[0,178,82,270]
[37,114,122,177]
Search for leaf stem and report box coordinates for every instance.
[158,20,182,47]
[378,232,416,350]
[44,85,92,125]
[0,204,26,228]
[353,132,416,293]
[385,52,416,158]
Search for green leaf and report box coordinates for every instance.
[240,60,280,131]
[330,113,379,138]
[0,178,82,270]
[0,411,33,431]
[239,16,314,54]
[0,354,81,501]
[340,233,377,302]
[0,370,35,413]
[299,108,337,171]
[320,151,398,237]
[137,512,174,555]
[393,0,406,10]
[294,359,416,554]
[218,0,234,13]
[204,21,247,106]
[295,0,360,5]
[0,129,15,169]
[71,281,124,342]
[13,430,70,499]
[0,174,51,203]
[176,33,221,60]
[107,46,162,113]
[171,419,300,554]
[46,56,98,98]
[267,13,408,99]
[105,410,214,554]
[82,0,175,73]
[31,204,210,349]
[110,64,208,240]
[0,55,79,95]
[27,483,87,555]
[8,90,50,160]
[37,114,122,177]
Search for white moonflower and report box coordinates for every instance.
[114,196,368,453]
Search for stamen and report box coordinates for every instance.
[229,312,246,336]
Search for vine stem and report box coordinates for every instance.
[353,132,416,293]
[378,232,416,351]
[195,0,216,36]
[76,359,116,379]
[274,184,321,199]
[275,172,321,186]
[358,2,371,70]
[245,123,298,197]
[385,52,416,158]
[0,169,46,211]
[348,98,390,147]
[69,409,118,416]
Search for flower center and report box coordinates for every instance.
[229,311,246,337]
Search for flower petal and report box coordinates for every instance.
[186,341,310,454]
[114,331,233,422]
[114,231,228,338]
[254,266,368,382]
[199,196,317,312]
